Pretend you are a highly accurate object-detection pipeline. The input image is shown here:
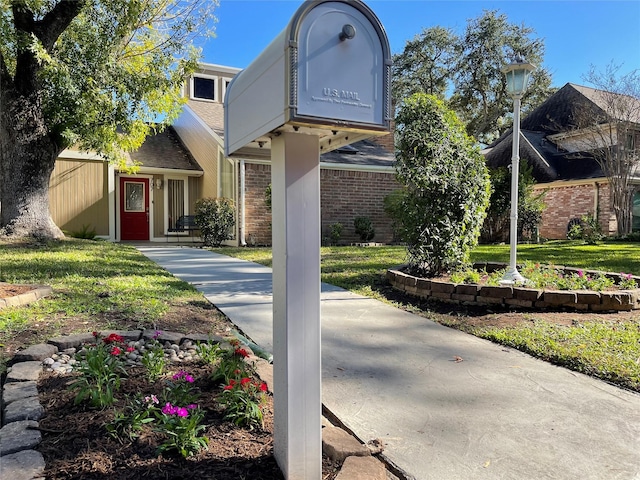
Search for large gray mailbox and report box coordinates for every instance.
[224,2,390,478]
[224,0,391,158]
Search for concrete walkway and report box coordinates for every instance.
[138,246,640,480]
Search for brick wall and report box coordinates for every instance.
[536,181,616,239]
[242,163,400,246]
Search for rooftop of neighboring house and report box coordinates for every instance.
[128,127,202,171]
[483,82,640,182]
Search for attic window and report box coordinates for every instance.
[191,75,217,102]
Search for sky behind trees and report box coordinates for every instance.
[199,0,640,88]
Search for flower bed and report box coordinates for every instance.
[387,263,640,312]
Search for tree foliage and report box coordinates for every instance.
[392,93,491,277]
[481,162,546,243]
[0,0,216,238]
[575,63,640,236]
[392,10,554,143]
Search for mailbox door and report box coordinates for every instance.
[294,1,386,126]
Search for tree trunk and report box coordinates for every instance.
[0,91,64,240]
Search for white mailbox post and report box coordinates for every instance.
[225,1,391,478]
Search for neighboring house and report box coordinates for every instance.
[484,83,640,239]
[49,63,399,244]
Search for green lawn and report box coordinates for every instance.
[2,239,639,391]
[219,242,640,392]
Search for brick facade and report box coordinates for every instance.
[241,163,400,246]
[535,181,616,239]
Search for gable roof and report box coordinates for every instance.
[128,127,202,171]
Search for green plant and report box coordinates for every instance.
[195,341,222,364]
[619,272,638,289]
[220,377,268,429]
[106,394,158,441]
[354,216,375,243]
[156,402,208,458]
[393,93,491,276]
[163,370,199,407]
[71,332,129,408]
[329,223,344,246]
[567,213,603,244]
[141,329,167,382]
[450,268,482,284]
[264,184,272,212]
[211,344,252,384]
[194,197,236,247]
[67,224,97,240]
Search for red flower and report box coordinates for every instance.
[103,333,124,344]
[92,331,99,338]
[110,346,122,355]
[259,382,268,392]
[234,348,249,358]
[240,378,251,386]
[223,385,233,391]
[126,346,135,353]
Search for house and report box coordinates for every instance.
[484,82,640,239]
[49,63,399,244]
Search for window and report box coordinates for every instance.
[190,75,217,101]
[220,152,235,200]
[124,182,145,212]
[167,179,186,231]
[221,77,233,103]
[633,191,640,232]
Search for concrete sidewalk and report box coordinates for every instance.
[138,246,640,480]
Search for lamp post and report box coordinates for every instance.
[500,57,536,285]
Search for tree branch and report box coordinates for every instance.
[33,0,86,51]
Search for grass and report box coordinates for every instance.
[2,239,640,392]
[0,239,204,364]
[219,241,640,392]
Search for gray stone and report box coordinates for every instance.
[5,362,42,382]
[0,449,46,480]
[335,456,386,480]
[0,420,41,455]
[13,344,58,362]
[183,333,226,344]
[144,329,183,343]
[322,426,370,462]
[2,381,38,406]
[3,397,44,424]
[48,333,95,350]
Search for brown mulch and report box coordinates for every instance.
[4,278,638,479]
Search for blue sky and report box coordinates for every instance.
[198,0,640,88]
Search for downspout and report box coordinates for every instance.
[593,181,600,231]
[240,159,247,246]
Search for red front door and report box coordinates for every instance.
[120,178,150,241]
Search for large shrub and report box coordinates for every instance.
[194,198,235,247]
[393,93,491,277]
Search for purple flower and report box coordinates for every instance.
[172,370,194,383]
[153,330,163,340]
[176,407,189,417]
[162,402,177,415]
[577,270,584,278]
[187,404,198,410]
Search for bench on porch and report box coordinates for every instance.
[167,215,200,242]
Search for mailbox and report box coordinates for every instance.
[224,0,391,159]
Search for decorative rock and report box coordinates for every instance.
[184,333,226,344]
[2,381,38,406]
[48,332,95,350]
[322,426,371,462]
[0,420,41,455]
[99,330,142,342]
[3,397,44,424]
[0,449,46,480]
[335,456,386,480]
[42,358,55,366]
[13,344,58,363]
[5,362,43,383]
[145,329,183,344]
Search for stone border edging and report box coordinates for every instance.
[1,330,392,480]
[387,263,640,312]
[0,285,52,310]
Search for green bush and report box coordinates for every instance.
[354,216,375,243]
[393,93,491,277]
[194,198,235,247]
[567,213,603,244]
[328,222,343,245]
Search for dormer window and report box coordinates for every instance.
[190,74,218,102]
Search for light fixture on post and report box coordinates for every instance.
[500,56,535,285]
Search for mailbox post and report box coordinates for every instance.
[225,2,391,478]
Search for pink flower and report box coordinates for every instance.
[110,346,122,355]
[145,395,159,405]
[187,404,198,410]
[162,402,176,415]
[577,270,584,278]
[126,346,135,353]
[176,407,189,417]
